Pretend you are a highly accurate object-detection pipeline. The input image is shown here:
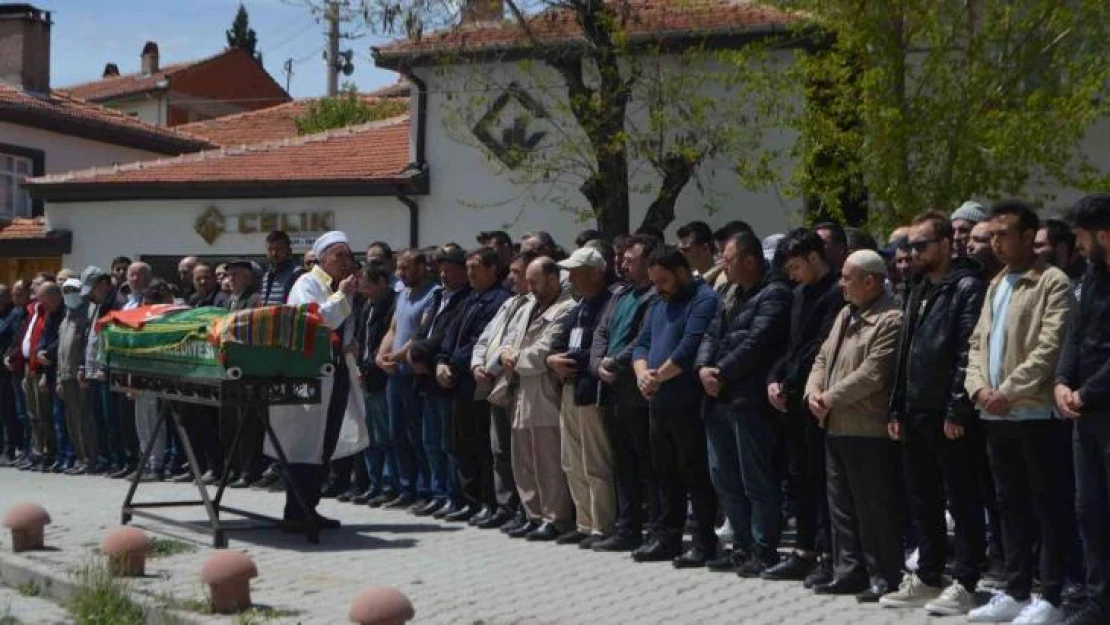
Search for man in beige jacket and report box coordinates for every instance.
[498,258,576,541]
[805,250,904,602]
[964,200,1078,625]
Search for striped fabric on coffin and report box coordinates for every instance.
[208,304,323,358]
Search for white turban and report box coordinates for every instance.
[312,231,349,259]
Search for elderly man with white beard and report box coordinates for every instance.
[268,231,369,533]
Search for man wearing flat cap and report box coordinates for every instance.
[268,231,369,531]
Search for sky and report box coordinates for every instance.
[41,0,401,98]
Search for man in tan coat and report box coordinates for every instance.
[806,249,904,602]
[964,200,1078,624]
[498,258,576,541]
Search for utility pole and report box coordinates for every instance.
[283,58,294,93]
[326,0,340,97]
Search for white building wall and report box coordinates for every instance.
[410,51,799,248]
[47,196,411,270]
[100,95,165,126]
[0,122,162,173]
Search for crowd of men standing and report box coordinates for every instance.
[2,193,1110,625]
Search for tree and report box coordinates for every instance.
[366,1,793,238]
[227,3,264,67]
[776,0,1110,229]
[293,84,410,134]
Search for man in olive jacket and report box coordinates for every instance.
[806,250,904,602]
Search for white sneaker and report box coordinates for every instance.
[879,573,943,608]
[715,518,733,542]
[1012,599,1065,625]
[968,593,1031,622]
[925,581,975,615]
[905,548,919,571]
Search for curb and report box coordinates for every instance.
[0,550,210,625]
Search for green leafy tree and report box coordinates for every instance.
[294,84,410,134]
[364,0,794,237]
[227,3,264,67]
[777,0,1110,229]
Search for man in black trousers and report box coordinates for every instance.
[764,228,844,586]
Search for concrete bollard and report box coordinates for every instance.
[2,503,50,553]
[200,551,257,614]
[101,527,152,576]
[348,587,415,625]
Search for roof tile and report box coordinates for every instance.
[0,218,47,240]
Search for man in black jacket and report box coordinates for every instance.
[0,284,19,464]
[435,248,510,523]
[350,265,397,504]
[882,211,986,616]
[589,234,660,552]
[547,247,615,547]
[764,229,844,585]
[696,232,793,574]
[1055,194,1110,625]
[408,246,471,516]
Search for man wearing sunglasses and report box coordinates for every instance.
[882,211,987,616]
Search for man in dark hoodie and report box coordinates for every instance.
[696,232,793,575]
[882,211,986,616]
[632,246,720,566]
[764,228,845,586]
[0,284,20,464]
[1055,194,1110,625]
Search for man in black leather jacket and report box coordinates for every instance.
[695,232,792,575]
[882,212,987,615]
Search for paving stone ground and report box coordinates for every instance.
[0,470,954,624]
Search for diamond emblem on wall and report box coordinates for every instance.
[194,206,226,245]
[473,82,550,170]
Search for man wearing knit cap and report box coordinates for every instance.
[951,201,988,258]
[806,249,904,602]
[268,231,369,532]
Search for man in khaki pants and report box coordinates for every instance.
[549,248,618,548]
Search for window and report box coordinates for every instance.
[0,154,33,219]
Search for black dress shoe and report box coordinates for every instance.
[737,553,779,578]
[761,552,816,581]
[412,498,445,517]
[434,501,461,519]
[578,535,604,550]
[253,471,282,489]
[556,530,587,545]
[508,520,540,538]
[856,583,891,603]
[803,557,834,589]
[592,533,642,552]
[109,465,134,479]
[368,492,395,508]
[351,490,377,505]
[228,477,251,489]
[477,508,514,529]
[526,522,564,542]
[673,546,715,569]
[407,498,430,514]
[336,488,360,503]
[632,537,682,563]
[468,506,493,526]
[1062,603,1109,625]
[444,504,479,523]
[706,549,750,572]
[501,514,528,535]
[384,493,416,509]
[814,575,869,595]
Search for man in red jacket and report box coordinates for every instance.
[10,279,55,471]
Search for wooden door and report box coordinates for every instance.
[0,257,62,286]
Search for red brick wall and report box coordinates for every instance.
[170,49,289,117]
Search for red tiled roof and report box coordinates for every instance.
[60,59,192,102]
[26,116,413,187]
[0,84,213,154]
[374,0,796,61]
[0,218,47,240]
[176,94,408,146]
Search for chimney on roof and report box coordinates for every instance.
[0,4,52,94]
[460,0,503,25]
[141,41,159,75]
[102,62,119,77]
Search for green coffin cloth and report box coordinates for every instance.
[100,306,333,380]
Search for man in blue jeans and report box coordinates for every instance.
[79,266,120,474]
[354,264,397,503]
[376,249,438,509]
[695,232,792,576]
